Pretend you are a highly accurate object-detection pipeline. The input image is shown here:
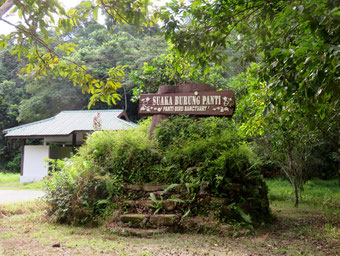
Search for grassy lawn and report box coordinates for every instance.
[267,178,340,207]
[0,179,339,255]
[0,172,44,190]
[0,172,19,185]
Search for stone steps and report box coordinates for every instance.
[123,183,186,200]
[149,214,178,228]
[105,182,239,237]
[122,199,180,213]
[125,184,169,192]
[119,213,179,228]
[107,184,186,236]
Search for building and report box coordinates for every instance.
[4,110,136,183]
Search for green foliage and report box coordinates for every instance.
[0,0,159,107]
[17,75,88,123]
[161,0,339,119]
[159,1,340,191]
[0,50,27,170]
[0,21,169,169]
[45,161,122,225]
[130,52,230,100]
[77,122,160,183]
[154,117,269,223]
[226,64,339,207]
[44,120,160,224]
[5,153,21,173]
[44,117,270,225]
[155,116,256,184]
[161,124,249,182]
[149,192,163,214]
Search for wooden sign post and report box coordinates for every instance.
[138,83,236,135]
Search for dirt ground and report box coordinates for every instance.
[0,190,44,204]
[0,201,339,256]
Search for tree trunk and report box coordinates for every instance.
[0,0,15,19]
[149,83,216,137]
[338,162,340,185]
[123,84,127,111]
[292,181,299,207]
[286,145,299,207]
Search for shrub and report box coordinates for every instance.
[45,120,160,224]
[155,116,270,223]
[77,119,161,183]
[44,159,79,223]
[44,116,271,225]
[44,157,123,225]
[6,153,21,173]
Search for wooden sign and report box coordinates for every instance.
[139,90,235,116]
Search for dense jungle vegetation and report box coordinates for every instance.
[0,0,339,214]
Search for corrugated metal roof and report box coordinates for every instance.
[4,110,137,138]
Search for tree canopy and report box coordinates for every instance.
[161,0,339,118]
[0,0,158,107]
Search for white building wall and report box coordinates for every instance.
[20,145,50,183]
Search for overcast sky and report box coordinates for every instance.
[0,0,166,35]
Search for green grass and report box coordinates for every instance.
[266,178,340,208]
[0,172,20,185]
[0,179,339,255]
[0,172,44,190]
[21,180,45,190]
[0,201,46,216]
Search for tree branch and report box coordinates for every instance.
[0,17,88,74]
[0,0,14,20]
[100,0,129,24]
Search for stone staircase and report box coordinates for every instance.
[106,184,184,237]
[104,182,236,237]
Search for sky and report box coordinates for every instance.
[0,0,166,35]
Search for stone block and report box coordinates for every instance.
[163,200,177,211]
[120,214,148,228]
[210,197,228,205]
[143,184,168,192]
[149,214,177,227]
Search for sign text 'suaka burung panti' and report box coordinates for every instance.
[139,90,235,116]
[138,83,236,135]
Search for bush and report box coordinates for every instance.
[44,116,271,226]
[44,158,123,225]
[6,153,21,173]
[45,120,160,225]
[77,125,160,183]
[155,116,270,223]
